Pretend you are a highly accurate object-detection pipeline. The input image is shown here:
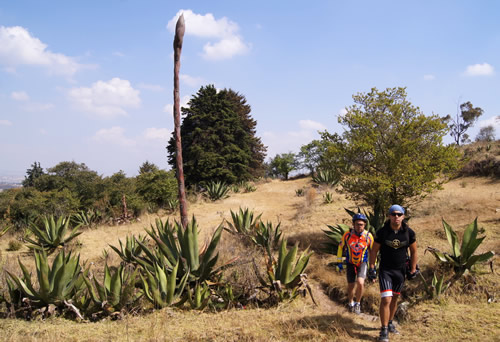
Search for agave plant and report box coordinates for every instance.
[312,169,341,187]
[140,259,189,308]
[6,249,86,310]
[243,183,256,193]
[425,218,495,275]
[85,263,141,314]
[420,272,448,300]
[137,217,231,284]
[258,239,313,302]
[166,198,179,212]
[0,225,10,238]
[205,181,230,201]
[71,209,102,229]
[184,281,211,310]
[24,215,82,252]
[295,188,305,197]
[252,220,282,258]
[109,234,147,264]
[224,207,262,238]
[322,223,350,255]
[323,191,334,204]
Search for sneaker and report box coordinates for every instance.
[348,303,355,313]
[353,303,361,315]
[378,327,389,342]
[388,321,400,334]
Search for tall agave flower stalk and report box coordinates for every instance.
[173,14,188,228]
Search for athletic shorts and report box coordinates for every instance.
[378,268,405,298]
[346,263,367,283]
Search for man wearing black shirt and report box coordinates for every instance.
[369,205,418,342]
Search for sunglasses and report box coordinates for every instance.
[390,213,404,217]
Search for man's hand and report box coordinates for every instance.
[368,267,377,281]
[407,266,420,280]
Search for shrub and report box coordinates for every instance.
[7,239,22,251]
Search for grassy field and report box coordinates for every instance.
[0,176,499,341]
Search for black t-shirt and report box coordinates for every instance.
[375,221,416,270]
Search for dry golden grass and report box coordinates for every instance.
[0,176,499,341]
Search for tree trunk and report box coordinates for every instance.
[173,14,188,228]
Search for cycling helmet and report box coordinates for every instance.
[352,213,368,223]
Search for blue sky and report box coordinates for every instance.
[1,1,499,178]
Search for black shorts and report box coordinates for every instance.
[346,263,367,283]
[378,268,405,297]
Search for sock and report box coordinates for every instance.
[354,302,360,305]
[349,301,355,306]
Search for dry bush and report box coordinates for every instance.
[305,187,317,207]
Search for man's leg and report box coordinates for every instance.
[355,277,365,302]
[379,296,392,326]
[355,263,367,302]
[389,293,399,321]
[347,282,355,303]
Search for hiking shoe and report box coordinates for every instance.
[388,321,400,334]
[353,303,361,315]
[378,327,389,342]
[348,304,355,313]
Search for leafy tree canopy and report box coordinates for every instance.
[268,152,299,180]
[22,161,45,187]
[475,125,496,142]
[326,87,461,216]
[447,101,484,145]
[167,85,266,186]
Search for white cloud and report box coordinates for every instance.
[203,36,250,61]
[180,74,206,88]
[167,10,250,60]
[423,74,435,81]
[91,126,136,147]
[0,26,85,76]
[11,91,29,101]
[0,120,12,126]
[21,102,54,112]
[163,95,190,115]
[113,51,125,57]
[299,119,326,131]
[138,83,165,92]
[68,78,141,118]
[478,115,500,130]
[143,127,171,141]
[463,63,495,77]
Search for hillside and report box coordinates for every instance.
[0,176,499,341]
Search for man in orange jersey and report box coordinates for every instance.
[336,213,374,314]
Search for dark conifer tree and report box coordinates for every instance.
[167,85,266,186]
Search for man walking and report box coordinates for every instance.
[336,213,374,314]
[368,205,418,342]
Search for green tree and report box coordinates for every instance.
[167,85,266,186]
[298,140,325,174]
[329,87,460,217]
[475,125,496,142]
[22,161,45,187]
[136,169,178,209]
[269,152,299,180]
[139,161,159,175]
[448,101,484,145]
[34,161,103,209]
